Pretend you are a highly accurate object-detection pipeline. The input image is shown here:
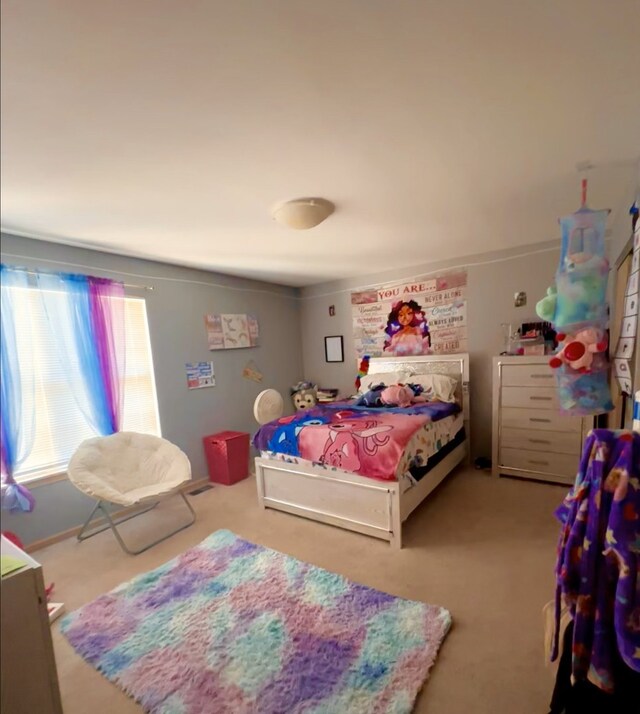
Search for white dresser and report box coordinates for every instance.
[492,355,590,485]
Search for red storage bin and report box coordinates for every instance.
[202,431,250,485]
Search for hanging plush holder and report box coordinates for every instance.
[537,178,613,416]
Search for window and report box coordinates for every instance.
[11,287,161,481]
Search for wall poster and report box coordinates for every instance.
[351,270,468,358]
[186,362,215,389]
[205,313,259,350]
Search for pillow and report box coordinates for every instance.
[406,373,459,403]
[358,370,407,394]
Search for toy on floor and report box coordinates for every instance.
[536,178,613,415]
[1,531,24,549]
[290,381,318,411]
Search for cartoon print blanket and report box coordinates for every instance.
[252,401,459,481]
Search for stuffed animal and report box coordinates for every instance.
[549,328,607,372]
[354,383,386,407]
[536,285,557,322]
[380,384,426,408]
[380,384,413,408]
[290,381,318,411]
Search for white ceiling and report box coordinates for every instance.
[2,1,639,287]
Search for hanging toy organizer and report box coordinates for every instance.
[536,179,614,416]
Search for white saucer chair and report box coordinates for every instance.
[69,432,196,555]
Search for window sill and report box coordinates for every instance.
[16,471,68,488]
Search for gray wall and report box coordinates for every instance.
[1,233,303,544]
[299,241,564,461]
[2,227,631,544]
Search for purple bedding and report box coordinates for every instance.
[252,400,460,481]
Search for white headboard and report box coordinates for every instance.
[368,353,470,447]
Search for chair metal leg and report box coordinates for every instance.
[76,491,196,555]
[77,500,158,542]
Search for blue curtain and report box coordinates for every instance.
[36,272,125,436]
[1,265,36,512]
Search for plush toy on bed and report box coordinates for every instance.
[355,383,386,407]
[290,381,318,411]
[356,382,430,408]
[380,384,429,408]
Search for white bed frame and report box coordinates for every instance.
[255,353,470,549]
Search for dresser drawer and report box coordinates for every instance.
[500,407,583,433]
[500,447,578,480]
[500,363,555,387]
[501,427,581,455]
[501,386,559,410]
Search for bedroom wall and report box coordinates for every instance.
[1,233,303,545]
[299,240,564,462]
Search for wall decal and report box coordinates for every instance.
[351,270,467,357]
[242,360,263,382]
[205,313,259,350]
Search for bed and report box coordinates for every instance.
[254,353,470,548]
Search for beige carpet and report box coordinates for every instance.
[36,467,566,713]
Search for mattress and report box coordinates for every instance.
[260,411,465,494]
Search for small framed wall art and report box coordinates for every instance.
[324,335,344,363]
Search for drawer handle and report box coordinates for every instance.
[529,438,551,445]
[530,374,553,379]
[530,417,551,423]
[528,459,549,466]
[530,396,552,401]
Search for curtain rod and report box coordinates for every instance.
[17,268,153,291]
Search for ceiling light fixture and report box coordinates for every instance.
[271,198,335,230]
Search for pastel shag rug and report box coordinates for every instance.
[61,530,451,713]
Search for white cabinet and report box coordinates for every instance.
[492,356,590,485]
[1,536,63,714]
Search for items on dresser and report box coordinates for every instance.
[1,535,63,714]
[492,356,591,485]
[501,321,557,356]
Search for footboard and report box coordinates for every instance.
[255,457,401,546]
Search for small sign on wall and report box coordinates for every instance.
[186,362,215,389]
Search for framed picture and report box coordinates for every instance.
[324,335,344,363]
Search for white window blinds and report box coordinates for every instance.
[11,287,161,481]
